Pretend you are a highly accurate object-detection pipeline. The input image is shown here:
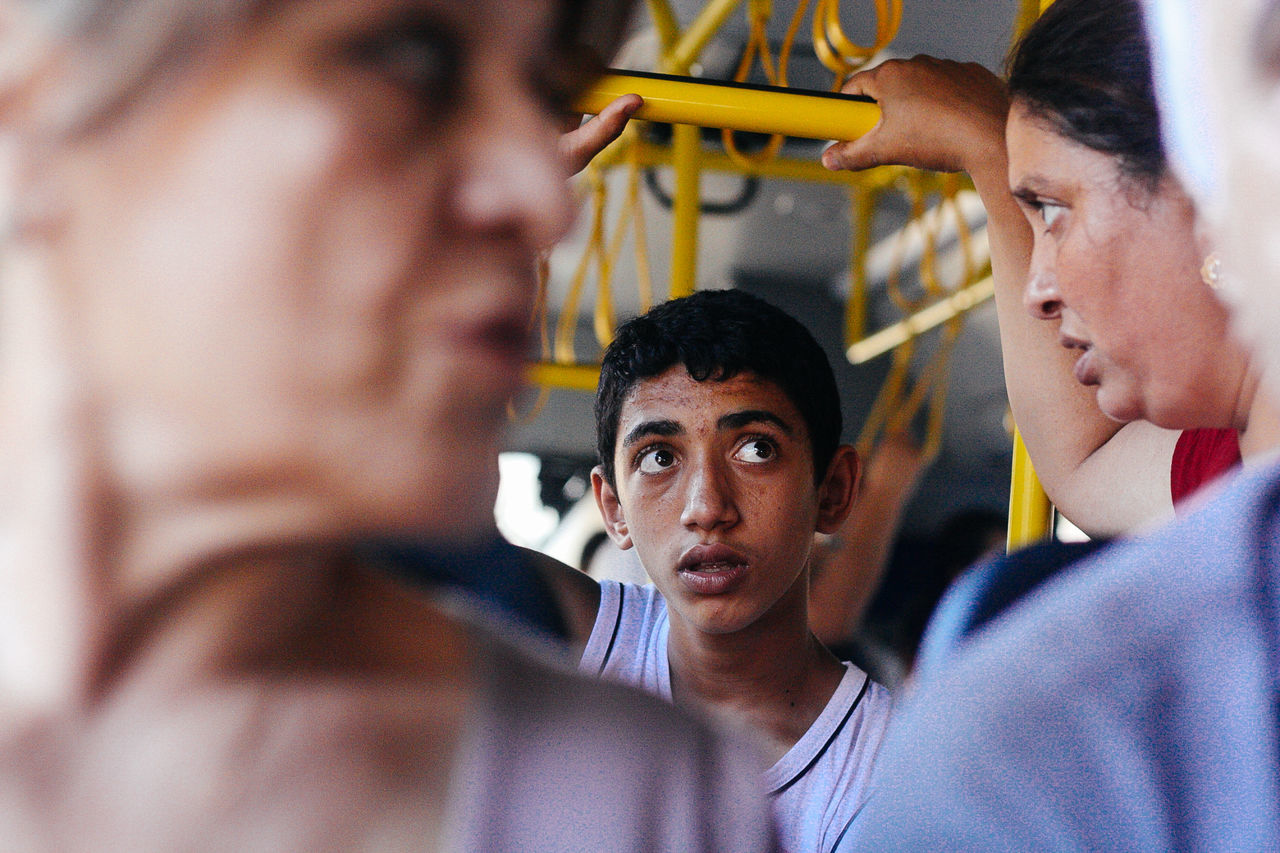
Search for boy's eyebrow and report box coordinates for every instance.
[621,418,683,448]
[718,409,794,435]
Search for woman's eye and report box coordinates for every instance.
[347,21,460,105]
[1041,202,1065,229]
[637,447,676,474]
[532,64,581,114]
[733,439,776,464]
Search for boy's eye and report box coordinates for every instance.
[1041,202,1065,228]
[733,439,776,464]
[637,446,677,474]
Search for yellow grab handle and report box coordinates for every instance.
[576,70,881,141]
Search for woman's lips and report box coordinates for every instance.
[455,314,531,361]
[1060,329,1100,387]
[1072,345,1101,386]
[677,543,749,595]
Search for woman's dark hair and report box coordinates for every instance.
[1008,0,1165,192]
[594,289,843,488]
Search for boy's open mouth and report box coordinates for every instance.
[677,544,750,594]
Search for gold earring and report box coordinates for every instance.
[1201,252,1222,290]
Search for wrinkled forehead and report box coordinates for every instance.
[29,0,623,134]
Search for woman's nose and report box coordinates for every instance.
[449,94,575,251]
[1023,266,1065,320]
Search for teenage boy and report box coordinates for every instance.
[546,289,892,853]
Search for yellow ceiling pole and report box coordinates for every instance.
[665,0,747,75]
[845,187,875,346]
[657,0,746,307]
[1008,429,1053,549]
[645,0,682,52]
[669,121,702,299]
[1004,0,1055,549]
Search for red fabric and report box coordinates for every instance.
[1171,427,1242,507]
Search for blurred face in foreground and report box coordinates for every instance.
[1165,0,1280,392]
[2,0,582,552]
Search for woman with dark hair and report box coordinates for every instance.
[818,0,1280,846]
[825,0,1280,537]
[0,1,776,849]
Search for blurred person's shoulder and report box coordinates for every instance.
[451,614,779,852]
[849,461,1280,850]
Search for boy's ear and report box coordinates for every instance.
[591,465,634,550]
[815,445,860,534]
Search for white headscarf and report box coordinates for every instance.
[1143,0,1220,205]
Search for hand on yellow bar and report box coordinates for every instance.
[821,56,1009,176]
[577,71,880,141]
[560,93,643,176]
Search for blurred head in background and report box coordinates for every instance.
[1145,0,1280,391]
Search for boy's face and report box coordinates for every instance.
[593,366,856,636]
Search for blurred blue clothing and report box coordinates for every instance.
[360,537,569,642]
[849,461,1280,850]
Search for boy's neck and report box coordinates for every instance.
[664,581,846,761]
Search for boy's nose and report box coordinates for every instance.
[679,464,739,531]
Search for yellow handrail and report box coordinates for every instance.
[575,71,882,141]
[722,0,811,168]
[595,136,913,187]
[527,362,602,393]
[847,275,995,364]
[813,0,902,75]
[1003,0,1057,549]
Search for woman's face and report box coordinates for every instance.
[19,0,580,543]
[1005,101,1249,427]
